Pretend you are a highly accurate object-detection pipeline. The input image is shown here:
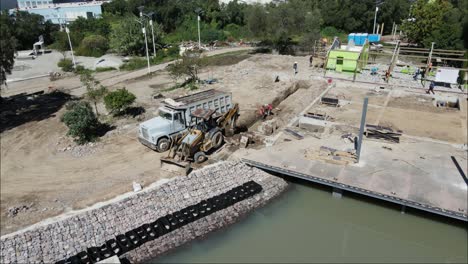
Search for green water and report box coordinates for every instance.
[153,180,468,263]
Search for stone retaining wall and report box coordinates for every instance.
[0,162,288,263]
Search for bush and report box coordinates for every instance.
[201,28,226,43]
[58,58,74,72]
[61,101,100,144]
[119,57,147,71]
[95,67,117,72]
[76,34,109,57]
[104,88,136,115]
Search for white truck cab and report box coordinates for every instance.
[138,89,233,152]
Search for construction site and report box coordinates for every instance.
[1,36,467,262]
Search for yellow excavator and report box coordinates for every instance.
[160,104,239,175]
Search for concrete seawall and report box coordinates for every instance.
[0,162,287,263]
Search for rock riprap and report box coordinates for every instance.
[0,162,287,263]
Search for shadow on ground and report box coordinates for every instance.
[0,91,72,133]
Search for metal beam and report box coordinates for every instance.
[242,159,468,222]
[356,98,369,162]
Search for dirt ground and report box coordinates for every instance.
[0,53,322,235]
[2,50,465,235]
[310,83,467,143]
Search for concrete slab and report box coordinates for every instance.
[238,135,468,221]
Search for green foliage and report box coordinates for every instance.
[51,17,110,56]
[95,67,117,72]
[223,23,245,40]
[0,11,17,86]
[402,0,464,49]
[109,15,163,56]
[76,35,109,57]
[80,71,108,116]
[61,101,100,144]
[321,27,348,42]
[9,11,58,50]
[167,52,203,83]
[119,46,179,71]
[300,9,323,49]
[74,65,92,75]
[69,17,111,38]
[50,30,83,58]
[58,58,74,72]
[245,4,268,39]
[104,88,136,114]
[119,57,148,71]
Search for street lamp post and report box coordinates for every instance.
[373,6,379,34]
[197,15,201,48]
[138,6,151,74]
[65,26,76,68]
[149,19,156,58]
[141,11,156,58]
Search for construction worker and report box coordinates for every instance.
[427,81,435,94]
[413,68,420,80]
[420,68,426,85]
[293,62,298,75]
[259,104,273,119]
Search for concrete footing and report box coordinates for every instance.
[332,187,343,199]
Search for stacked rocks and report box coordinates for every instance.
[0,162,287,264]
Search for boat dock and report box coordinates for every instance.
[238,135,468,222]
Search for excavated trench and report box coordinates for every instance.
[236,80,317,131]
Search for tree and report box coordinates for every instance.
[246,4,268,39]
[167,52,204,84]
[104,88,136,115]
[58,58,74,72]
[10,11,56,50]
[61,101,100,144]
[109,16,163,55]
[102,0,129,16]
[0,11,17,87]
[80,71,108,116]
[401,0,462,49]
[69,17,111,38]
[76,35,109,57]
[300,9,323,50]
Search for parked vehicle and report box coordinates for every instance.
[138,89,236,152]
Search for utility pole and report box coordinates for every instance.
[65,26,76,69]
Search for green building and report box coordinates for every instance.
[326,41,369,73]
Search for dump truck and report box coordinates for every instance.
[138,89,236,152]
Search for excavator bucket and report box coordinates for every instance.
[160,158,192,176]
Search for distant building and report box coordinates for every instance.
[10,0,108,24]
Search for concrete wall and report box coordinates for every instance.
[0,162,288,263]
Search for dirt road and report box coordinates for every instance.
[0,47,253,98]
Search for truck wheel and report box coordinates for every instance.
[157,138,170,152]
[194,152,207,164]
[211,131,223,149]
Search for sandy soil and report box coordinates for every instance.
[3,51,463,235]
[312,84,466,143]
[0,53,321,235]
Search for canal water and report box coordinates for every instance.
[154,179,468,263]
